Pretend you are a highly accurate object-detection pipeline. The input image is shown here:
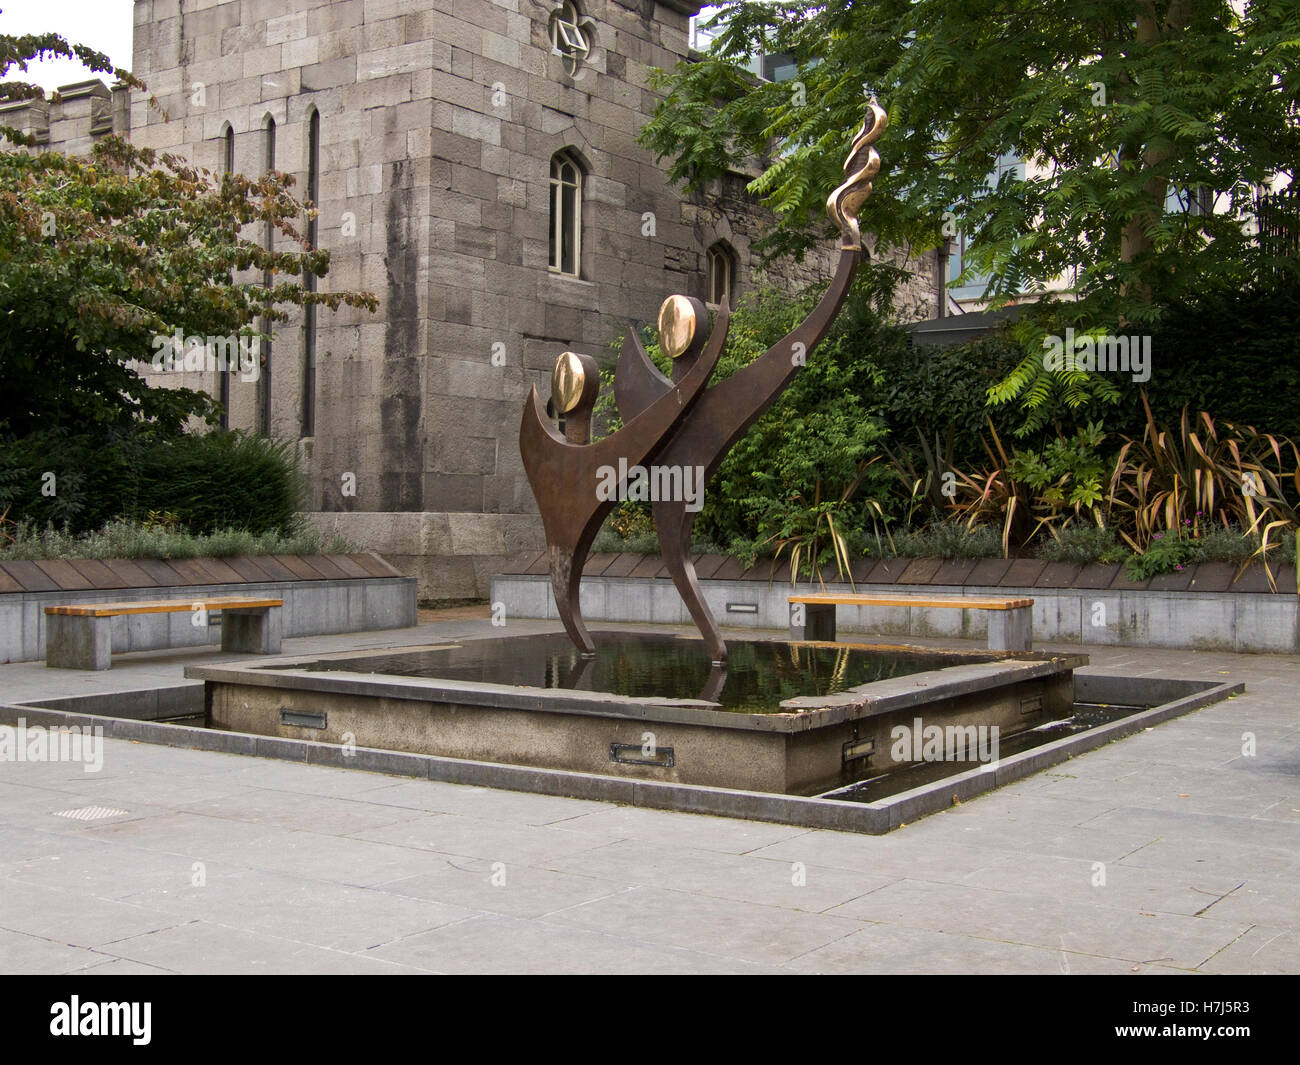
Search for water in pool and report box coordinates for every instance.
[264,631,998,714]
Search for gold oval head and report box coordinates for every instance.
[551,351,589,414]
[658,295,707,360]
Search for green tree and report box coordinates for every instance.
[640,0,1299,430]
[0,25,377,438]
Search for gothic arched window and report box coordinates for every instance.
[549,151,583,277]
[707,242,736,307]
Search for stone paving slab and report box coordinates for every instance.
[352,812,627,865]
[1200,925,1298,975]
[1,614,1297,973]
[543,884,867,967]
[0,878,190,949]
[374,861,628,921]
[116,865,479,955]
[548,837,893,913]
[956,852,1247,917]
[0,926,116,976]
[362,912,773,975]
[824,877,1254,970]
[357,779,618,825]
[102,920,433,976]
[783,922,1168,975]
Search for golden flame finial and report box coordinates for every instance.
[826,101,888,250]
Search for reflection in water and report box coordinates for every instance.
[268,631,995,715]
[698,661,728,703]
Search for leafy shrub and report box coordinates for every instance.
[1187,525,1262,566]
[1007,423,1109,514]
[855,520,1002,559]
[1109,397,1300,553]
[595,270,903,556]
[1119,524,1297,580]
[889,521,1004,559]
[591,524,660,555]
[1035,525,1127,565]
[934,397,1300,565]
[135,431,305,536]
[939,421,1114,554]
[0,517,358,561]
[873,331,1026,472]
[1123,533,1198,580]
[0,428,305,536]
[0,428,135,532]
[1108,281,1300,442]
[692,274,899,550]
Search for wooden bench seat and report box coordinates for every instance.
[45,596,284,670]
[788,592,1034,651]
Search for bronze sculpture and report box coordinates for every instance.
[521,103,888,663]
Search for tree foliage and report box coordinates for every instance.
[640,0,1300,426]
[0,25,377,438]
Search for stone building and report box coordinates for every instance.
[12,0,941,597]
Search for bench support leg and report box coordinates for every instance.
[46,614,112,670]
[988,606,1033,652]
[221,607,282,654]
[789,602,837,642]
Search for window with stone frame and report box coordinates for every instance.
[548,1,595,76]
[706,242,736,307]
[549,151,583,277]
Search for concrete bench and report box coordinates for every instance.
[788,593,1034,652]
[44,596,284,670]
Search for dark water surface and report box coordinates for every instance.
[820,702,1149,802]
[264,631,997,714]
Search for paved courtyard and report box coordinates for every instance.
[0,611,1297,974]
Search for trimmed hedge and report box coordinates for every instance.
[0,428,306,536]
[1112,280,1300,440]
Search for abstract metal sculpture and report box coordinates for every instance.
[521,103,888,663]
[519,304,727,655]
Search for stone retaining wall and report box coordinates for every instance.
[491,552,1300,654]
[0,553,416,664]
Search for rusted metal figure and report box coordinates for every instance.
[614,103,888,663]
[519,307,728,655]
[520,103,886,663]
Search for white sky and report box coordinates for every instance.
[0,0,134,92]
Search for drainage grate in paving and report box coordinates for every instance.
[52,805,129,821]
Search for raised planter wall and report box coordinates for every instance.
[491,552,1300,655]
[0,553,416,664]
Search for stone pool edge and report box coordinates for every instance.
[179,645,1086,733]
[3,674,1242,835]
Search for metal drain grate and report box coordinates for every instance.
[53,805,129,821]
